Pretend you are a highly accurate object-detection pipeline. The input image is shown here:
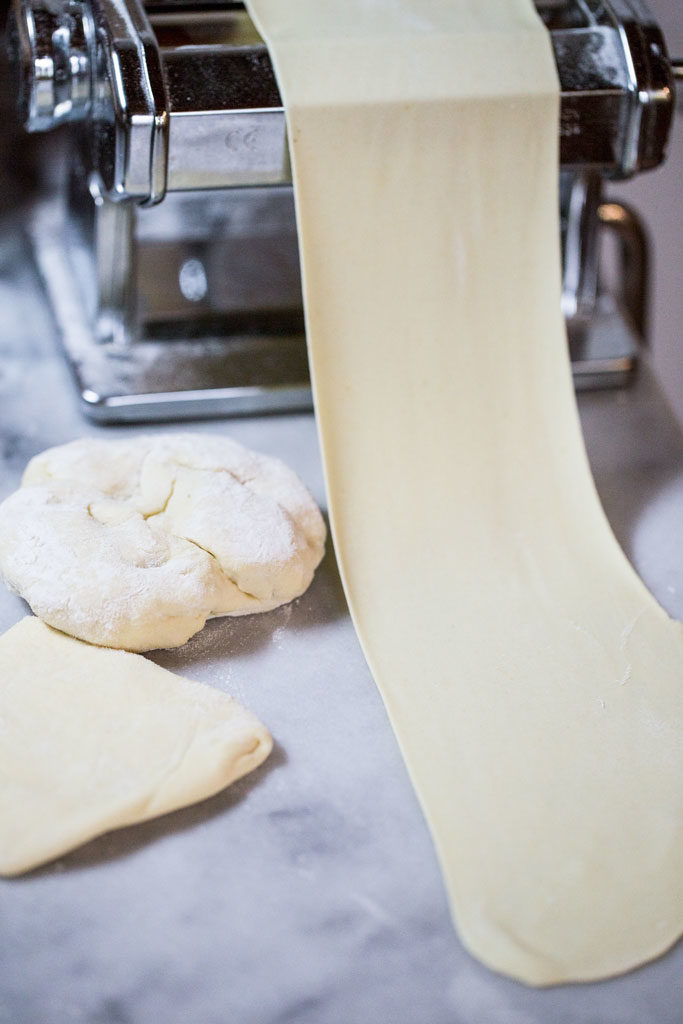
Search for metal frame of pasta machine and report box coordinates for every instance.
[5,0,681,421]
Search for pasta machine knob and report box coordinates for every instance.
[8,0,94,133]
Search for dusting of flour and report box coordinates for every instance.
[0,434,325,652]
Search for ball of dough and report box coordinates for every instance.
[0,434,326,651]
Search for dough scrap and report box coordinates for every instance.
[0,616,273,877]
[0,434,325,651]
[246,0,683,987]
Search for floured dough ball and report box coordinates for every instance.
[0,434,326,651]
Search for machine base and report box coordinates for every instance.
[30,199,638,423]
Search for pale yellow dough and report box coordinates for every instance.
[246,0,683,987]
[0,617,272,876]
[0,434,325,651]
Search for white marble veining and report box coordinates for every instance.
[0,207,682,1024]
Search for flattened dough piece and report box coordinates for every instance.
[0,617,273,877]
[0,433,325,651]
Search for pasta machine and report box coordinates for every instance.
[4,0,681,421]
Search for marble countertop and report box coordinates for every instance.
[0,205,682,1024]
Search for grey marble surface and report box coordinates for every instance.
[0,206,682,1024]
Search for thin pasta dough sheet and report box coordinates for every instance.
[245,0,683,987]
